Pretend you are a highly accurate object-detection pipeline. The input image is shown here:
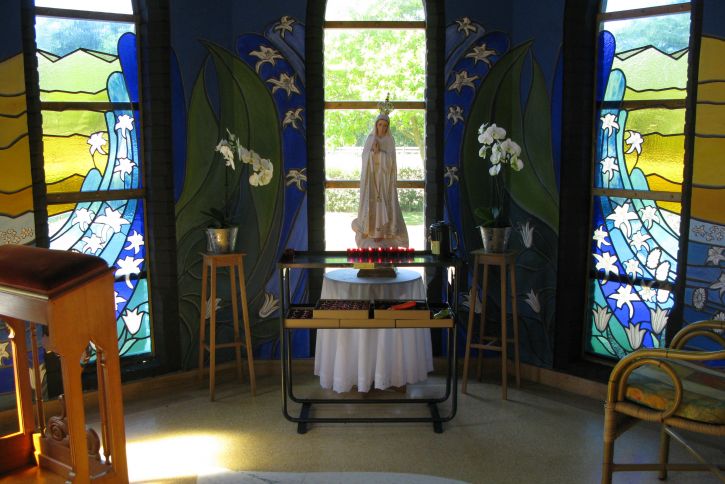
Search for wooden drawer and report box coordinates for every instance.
[340,318,395,328]
[396,318,453,328]
[285,306,340,328]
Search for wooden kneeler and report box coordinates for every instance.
[0,245,128,482]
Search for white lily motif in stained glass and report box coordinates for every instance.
[519,221,534,249]
[82,233,104,254]
[444,166,459,187]
[600,113,619,137]
[607,202,638,238]
[624,322,646,350]
[205,297,221,320]
[114,291,126,312]
[593,226,611,249]
[594,251,619,278]
[96,207,130,241]
[524,289,540,314]
[610,285,639,319]
[267,73,300,97]
[116,255,142,289]
[249,45,283,73]
[113,157,136,181]
[124,230,144,254]
[447,106,464,125]
[28,363,46,392]
[593,305,612,332]
[466,43,497,66]
[638,282,655,302]
[455,17,477,37]
[709,272,725,297]
[115,114,134,137]
[639,205,659,229]
[630,231,651,252]
[714,311,725,321]
[285,168,307,191]
[72,207,95,231]
[259,292,279,318]
[624,131,644,155]
[87,132,107,156]
[122,307,144,335]
[273,16,295,38]
[282,108,303,129]
[448,70,478,93]
[650,307,668,335]
[0,341,9,365]
[600,157,619,182]
[706,246,725,265]
[623,258,641,279]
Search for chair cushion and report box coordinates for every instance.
[625,358,725,425]
[0,245,110,298]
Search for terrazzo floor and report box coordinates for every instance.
[3,370,723,483]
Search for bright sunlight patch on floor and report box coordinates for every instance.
[127,432,232,482]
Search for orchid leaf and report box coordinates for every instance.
[462,42,531,250]
[514,58,559,233]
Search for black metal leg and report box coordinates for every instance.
[297,402,311,434]
[428,402,443,433]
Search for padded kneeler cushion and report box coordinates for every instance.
[0,244,110,298]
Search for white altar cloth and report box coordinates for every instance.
[314,268,433,393]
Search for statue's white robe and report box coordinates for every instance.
[351,131,409,248]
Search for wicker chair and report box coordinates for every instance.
[601,320,725,483]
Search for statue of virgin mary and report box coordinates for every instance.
[351,96,409,248]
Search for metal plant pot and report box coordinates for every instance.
[205,227,238,253]
[478,226,512,253]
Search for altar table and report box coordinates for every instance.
[314,268,433,392]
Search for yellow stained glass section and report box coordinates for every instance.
[626,107,685,135]
[694,104,725,136]
[0,136,31,194]
[41,110,107,137]
[624,133,684,184]
[0,54,26,93]
[0,93,26,116]
[693,137,725,186]
[698,36,725,82]
[43,135,106,187]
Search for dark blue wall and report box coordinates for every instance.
[703,0,725,37]
[170,0,305,105]
[0,0,21,60]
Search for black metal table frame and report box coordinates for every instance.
[278,250,460,434]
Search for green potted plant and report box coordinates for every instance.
[475,122,525,252]
[204,129,273,253]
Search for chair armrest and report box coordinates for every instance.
[670,320,725,350]
[606,347,725,415]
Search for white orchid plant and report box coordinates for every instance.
[206,129,274,227]
[475,122,525,227]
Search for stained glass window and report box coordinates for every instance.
[585,1,691,359]
[324,0,426,250]
[35,3,152,359]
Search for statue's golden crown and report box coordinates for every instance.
[377,93,394,116]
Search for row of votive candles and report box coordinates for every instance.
[347,247,415,256]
